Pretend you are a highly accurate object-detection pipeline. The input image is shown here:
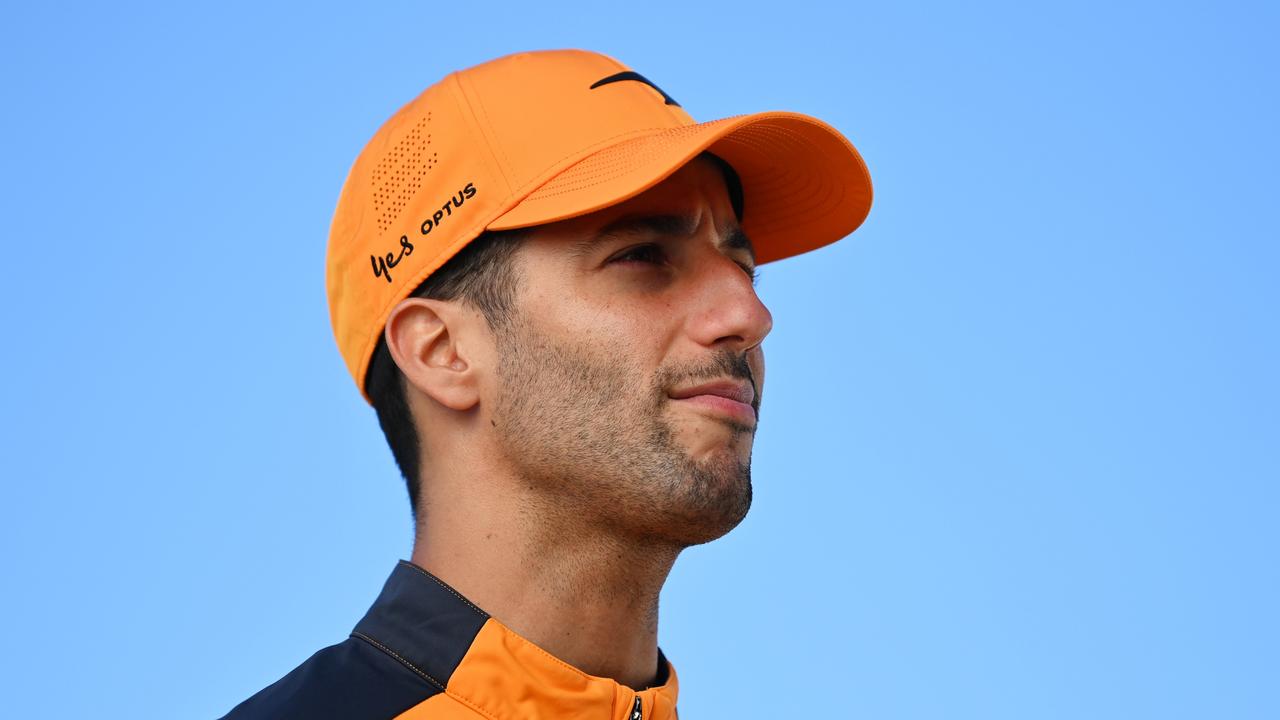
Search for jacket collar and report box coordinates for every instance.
[354,560,680,720]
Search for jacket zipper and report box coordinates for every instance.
[629,695,642,720]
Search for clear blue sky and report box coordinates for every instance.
[2,2,1276,718]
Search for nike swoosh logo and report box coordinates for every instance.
[589,71,682,107]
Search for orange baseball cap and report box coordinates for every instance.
[326,49,873,404]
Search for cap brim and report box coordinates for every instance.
[486,111,872,264]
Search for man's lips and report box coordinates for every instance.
[668,380,757,423]
[669,380,755,405]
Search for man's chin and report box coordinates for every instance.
[653,460,753,548]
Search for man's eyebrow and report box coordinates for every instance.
[569,212,757,264]
[568,214,696,258]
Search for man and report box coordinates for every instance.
[222,49,871,719]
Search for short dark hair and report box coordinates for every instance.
[364,228,526,515]
[365,152,743,517]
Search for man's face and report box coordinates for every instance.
[488,156,772,547]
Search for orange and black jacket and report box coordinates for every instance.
[220,560,681,719]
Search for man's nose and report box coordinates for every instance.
[686,251,773,353]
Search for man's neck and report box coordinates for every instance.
[409,491,681,690]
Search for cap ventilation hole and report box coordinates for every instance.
[370,112,434,233]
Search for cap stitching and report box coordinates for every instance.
[503,125,679,200]
[507,118,740,204]
[463,78,517,192]
[521,130,701,192]
[512,123,741,203]
[452,71,515,195]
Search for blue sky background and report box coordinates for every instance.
[2,1,1276,718]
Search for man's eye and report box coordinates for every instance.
[610,244,666,265]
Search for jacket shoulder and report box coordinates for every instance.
[219,634,442,720]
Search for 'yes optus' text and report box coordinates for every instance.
[370,182,478,284]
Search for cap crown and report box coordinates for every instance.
[327,50,697,401]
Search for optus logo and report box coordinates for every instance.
[371,182,478,284]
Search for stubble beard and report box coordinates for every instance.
[491,315,755,549]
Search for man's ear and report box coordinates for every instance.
[383,297,483,412]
